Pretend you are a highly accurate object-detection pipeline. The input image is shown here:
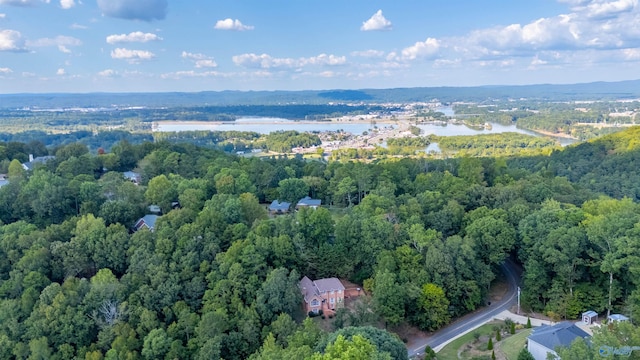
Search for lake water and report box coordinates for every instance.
[154,111,577,146]
[155,117,374,135]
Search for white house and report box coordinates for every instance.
[527,321,590,360]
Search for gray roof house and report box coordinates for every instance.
[269,200,291,214]
[300,276,345,314]
[22,155,56,171]
[296,196,321,210]
[0,174,8,189]
[123,171,141,185]
[527,321,591,360]
[134,214,159,232]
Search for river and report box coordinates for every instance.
[153,108,577,146]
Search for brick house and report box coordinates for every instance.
[299,276,345,314]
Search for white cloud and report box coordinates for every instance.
[97,0,167,21]
[622,48,640,60]
[0,13,6,18]
[28,35,82,47]
[98,69,118,77]
[60,0,74,9]
[400,38,441,60]
[530,56,549,66]
[214,18,254,31]
[56,68,65,75]
[562,0,638,18]
[58,45,71,53]
[233,53,346,69]
[361,10,392,31]
[111,48,155,63]
[181,51,207,60]
[70,23,88,30]
[0,29,27,52]
[195,59,217,68]
[0,67,12,74]
[106,31,162,44]
[351,49,385,58]
[22,71,35,77]
[181,51,217,68]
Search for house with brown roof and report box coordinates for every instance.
[299,276,345,314]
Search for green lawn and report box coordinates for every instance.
[498,328,532,360]
[436,323,496,360]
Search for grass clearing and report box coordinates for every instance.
[436,323,496,360]
[498,328,531,360]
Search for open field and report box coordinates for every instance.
[498,328,531,360]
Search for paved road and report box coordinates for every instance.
[407,259,520,358]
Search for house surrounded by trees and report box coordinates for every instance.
[300,276,345,315]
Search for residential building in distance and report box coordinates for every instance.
[269,200,291,215]
[22,154,56,171]
[123,171,141,185]
[134,214,159,232]
[296,196,321,210]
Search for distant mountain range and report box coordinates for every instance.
[1,80,639,109]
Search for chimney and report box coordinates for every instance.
[29,154,34,162]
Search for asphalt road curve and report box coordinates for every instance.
[407,259,520,358]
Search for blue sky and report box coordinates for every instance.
[0,0,639,93]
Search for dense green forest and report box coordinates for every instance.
[3,127,640,359]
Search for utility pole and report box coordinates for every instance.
[517,286,521,315]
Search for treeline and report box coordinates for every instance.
[454,101,640,140]
[435,133,559,157]
[2,127,640,358]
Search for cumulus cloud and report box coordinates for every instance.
[195,59,217,68]
[181,51,217,68]
[60,0,74,9]
[97,0,167,21]
[181,51,207,60]
[435,0,640,66]
[106,31,162,44]
[0,67,12,74]
[214,18,254,31]
[98,69,118,77]
[400,38,441,60]
[361,10,392,31]
[560,0,638,18]
[56,68,65,75]
[111,48,155,63]
[232,53,346,69]
[351,49,385,58]
[0,13,6,18]
[0,29,27,52]
[27,35,82,53]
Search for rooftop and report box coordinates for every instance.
[269,200,291,211]
[299,276,345,303]
[528,321,590,350]
[297,196,321,207]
